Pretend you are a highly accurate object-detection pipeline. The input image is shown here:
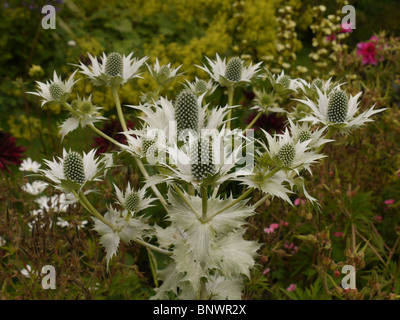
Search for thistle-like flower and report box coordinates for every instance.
[261,128,324,173]
[286,119,332,150]
[60,96,106,139]
[28,71,78,106]
[297,89,386,133]
[113,183,155,214]
[197,54,262,88]
[147,58,183,86]
[76,52,148,87]
[297,78,343,97]
[263,69,299,95]
[40,149,111,192]
[251,88,284,114]
[184,77,218,97]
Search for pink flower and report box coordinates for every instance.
[384,199,395,205]
[333,231,344,238]
[294,198,306,206]
[263,268,270,275]
[326,34,336,42]
[357,36,384,65]
[374,215,383,222]
[287,284,297,292]
[340,22,353,33]
[264,223,279,234]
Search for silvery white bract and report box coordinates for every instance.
[146,58,184,86]
[152,190,260,300]
[297,77,343,97]
[297,89,386,134]
[286,119,333,150]
[76,52,148,87]
[197,54,262,88]
[28,71,78,106]
[184,77,218,97]
[113,183,156,214]
[92,206,153,267]
[59,95,107,139]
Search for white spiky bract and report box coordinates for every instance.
[297,89,386,133]
[76,52,148,87]
[146,58,183,85]
[197,54,262,88]
[28,71,78,106]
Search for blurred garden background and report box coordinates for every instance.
[1,0,400,300]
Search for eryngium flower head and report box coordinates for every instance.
[327,90,348,123]
[40,149,110,192]
[114,183,155,214]
[63,151,85,184]
[277,143,295,167]
[28,71,78,107]
[185,77,218,97]
[197,54,262,88]
[297,89,386,134]
[147,58,183,86]
[190,137,215,181]
[263,69,299,95]
[76,52,148,87]
[175,89,199,136]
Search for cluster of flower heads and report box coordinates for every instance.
[29,51,385,300]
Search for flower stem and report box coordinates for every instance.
[88,124,125,148]
[201,185,208,221]
[245,111,262,132]
[226,87,234,130]
[111,85,128,132]
[134,238,173,256]
[254,193,272,209]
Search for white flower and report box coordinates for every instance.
[28,71,78,106]
[261,128,325,174]
[286,119,333,150]
[146,58,183,86]
[197,54,262,88]
[76,52,148,87]
[0,236,6,246]
[19,158,41,173]
[297,78,343,96]
[263,69,299,94]
[21,265,36,278]
[59,96,107,139]
[297,89,386,133]
[113,183,156,214]
[22,181,48,195]
[40,149,109,192]
[56,217,70,228]
[184,77,218,97]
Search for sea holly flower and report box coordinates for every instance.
[113,183,156,214]
[28,71,78,107]
[92,206,153,266]
[184,77,218,97]
[251,88,284,114]
[40,149,112,193]
[76,52,148,87]
[261,128,324,174]
[146,58,183,86]
[297,78,343,99]
[286,119,332,150]
[197,54,262,88]
[263,69,299,95]
[60,96,107,139]
[297,89,386,134]
[19,158,41,173]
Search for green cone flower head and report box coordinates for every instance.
[225,57,243,82]
[63,151,85,184]
[327,90,348,123]
[191,137,215,181]
[124,191,140,212]
[49,83,65,101]
[175,89,199,134]
[277,75,291,89]
[277,143,295,167]
[298,130,312,143]
[194,79,208,94]
[312,78,324,90]
[105,52,123,77]
[156,65,171,85]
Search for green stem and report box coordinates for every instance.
[88,124,125,148]
[173,184,201,219]
[227,87,234,130]
[254,193,272,209]
[134,238,173,256]
[111,85,128,132]
[245,111,262,132]
[201,185,208,221]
